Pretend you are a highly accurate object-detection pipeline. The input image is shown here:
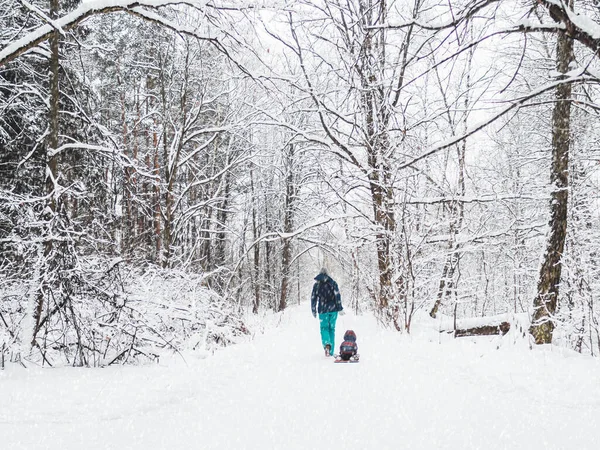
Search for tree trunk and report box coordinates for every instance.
[32,0,60,346]
[279,145,296,312]
[46,0,60,226]
[360,2,396,313]
[264,195,273,309]
[132,84,140,245]
[529,17,574,345]
[369,176,394,311]
[153,143,162,263]
[214,151,231,271]
[429,35,471,319]
[143,74,154,255]
[121,88,131,256]
[160,55,172,267]
[250,170,261,314]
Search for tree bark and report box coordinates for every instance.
[160,54,172,267]
[214,151,231,272]
[278,144,296,312]
[32,0,61,346]
[529,13,574,345]
[250,170,261,314]
[153,141,162,263]
[360,1,397,313]
[121,86,131,255]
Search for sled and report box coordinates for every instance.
[333,354,360,363]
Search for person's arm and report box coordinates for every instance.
[334,281,342,311]
[311,282,319,317]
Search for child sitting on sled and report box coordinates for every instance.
[336,329,359,361]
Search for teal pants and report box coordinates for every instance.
[319,311,338,351]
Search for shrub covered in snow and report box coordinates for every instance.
[0,260,249,367]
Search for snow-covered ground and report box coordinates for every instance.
[2,305,600,450]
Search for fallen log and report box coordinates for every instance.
[454,321,511,338]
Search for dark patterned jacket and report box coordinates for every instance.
[311,273,343,316]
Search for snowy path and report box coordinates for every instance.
[2,305,600,450]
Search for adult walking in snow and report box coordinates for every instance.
[311,268,344,356]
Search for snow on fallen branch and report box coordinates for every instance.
[454,322,511,338]
[438,313,530,342]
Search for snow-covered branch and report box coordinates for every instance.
[538,0,600,55]
[373,0,500,31]
[0,0,216,67]
[398,74,597,170]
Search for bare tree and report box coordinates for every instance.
[529,1,575,344]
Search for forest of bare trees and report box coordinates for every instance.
[2,0,600,366]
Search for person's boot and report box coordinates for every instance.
[324,344,332,357]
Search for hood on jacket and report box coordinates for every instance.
[314,273,330,282]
